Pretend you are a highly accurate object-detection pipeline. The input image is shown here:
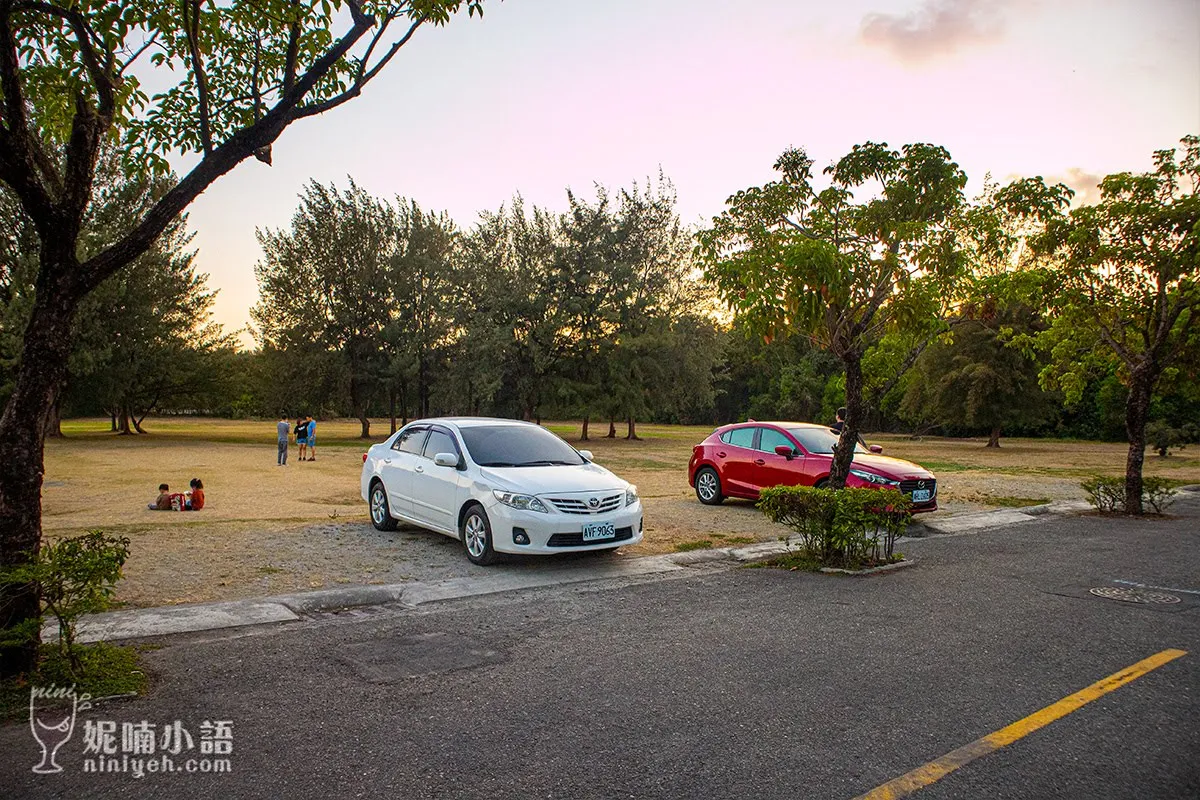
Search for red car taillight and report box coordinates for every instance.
[362,453,368,463]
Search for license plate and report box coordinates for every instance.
[911,489,932,503]
[582,522,615,541]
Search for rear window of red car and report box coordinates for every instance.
[720,427,756,448]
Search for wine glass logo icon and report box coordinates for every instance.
[29,685,86,774]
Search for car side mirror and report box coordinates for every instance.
[774,445,796,460]
[869,444,883,454]
[433,452,459,468]
[578,449,594,462]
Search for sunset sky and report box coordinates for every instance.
[176,0,1200,338]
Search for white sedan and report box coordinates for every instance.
[361,417,644,564]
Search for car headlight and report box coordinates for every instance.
[849,469,900,487]
[492,490,549,513]
[625,484,639,506]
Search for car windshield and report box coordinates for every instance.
[787,427,868,455]
[460,425,585,467]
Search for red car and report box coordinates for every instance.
[687,421,938,512]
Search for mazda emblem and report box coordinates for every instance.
[918,480,926,489]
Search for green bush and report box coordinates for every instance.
[757,485,912,570]
[1080,476,1178,514]
[0,530,130,675]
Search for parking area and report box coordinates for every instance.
[5,494,1197,798]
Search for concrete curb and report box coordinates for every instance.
[819,558,917,576]
[62,498,1098,644]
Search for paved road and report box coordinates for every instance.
[3,496,1198,799]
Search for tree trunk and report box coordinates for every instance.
[1124,369,1154,515]
[581,415,589,441]
[389,389,397,435]
[109,411,117,432]
[607,420,617,438]
[986,426,1001,448]
[117,403,134,435]
[359,412,370,439]
[44,395,63,438]
[0,277,80,677]
[829,354,864,489]
[625,417,640,440]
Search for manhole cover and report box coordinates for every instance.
[1090,586,1182,605]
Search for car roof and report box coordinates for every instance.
[408,417,539,429]
[723,421,829,430]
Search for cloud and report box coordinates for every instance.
[1054,168,1105,207]
[860,0,1011,64]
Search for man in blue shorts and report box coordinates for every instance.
[305,415,316,461]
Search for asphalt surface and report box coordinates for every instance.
[3,495,1198,800]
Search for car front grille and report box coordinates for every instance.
[899,479,937,501]
[546,493,623,515]
[547,527,634,547]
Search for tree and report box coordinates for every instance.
[386,199,459,421]
[699,142,968,487]
[0,0,487,677]
[998,135,1200,513]
[254,180,399,438]
[899,296,1053,447]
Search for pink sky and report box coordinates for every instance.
[175,0,1200,337]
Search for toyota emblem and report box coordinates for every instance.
[587,497,600,508]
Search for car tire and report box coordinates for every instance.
[369,481,398,531]
[461,504,498,566]
[815,478,830,490]
[695,466,724,505]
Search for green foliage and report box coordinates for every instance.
[757,485,912,569]
[1145,420,1199,457]
[0,532,130,675]
[0,643,145,721]
[1081,476,1178,514]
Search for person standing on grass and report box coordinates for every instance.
[830,407,847,434]
[277,414,291,466]
[295,416,309,461]
[305,415,316,461]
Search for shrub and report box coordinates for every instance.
[0,531,131,675]
[1142,477,1179,514]
[1080,476,1178,514]
[1081,476,1124,513]
[758,486,912,570]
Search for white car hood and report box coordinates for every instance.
[478,462,627,495]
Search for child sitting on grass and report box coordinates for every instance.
[148,483,172,510]
[186,478,205,510]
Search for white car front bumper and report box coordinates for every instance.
[484,497,644,555]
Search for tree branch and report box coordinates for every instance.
[12,1,117,117]
[118,31,160,75]
[78,3,378,290]
[181,0,213,154]
[294,14,424,120]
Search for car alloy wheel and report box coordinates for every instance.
[370,483,397,531]
[696,467,723,505]
[462,505,497,565]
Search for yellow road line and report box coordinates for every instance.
[854,648,1188,800]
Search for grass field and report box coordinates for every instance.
[40,417,1200,608]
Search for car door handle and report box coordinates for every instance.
[717,451,726,458]
[754,459,765,465]
[415,465,424,473]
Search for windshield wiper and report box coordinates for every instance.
[477,461,518,467]
[517,459,577,466]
